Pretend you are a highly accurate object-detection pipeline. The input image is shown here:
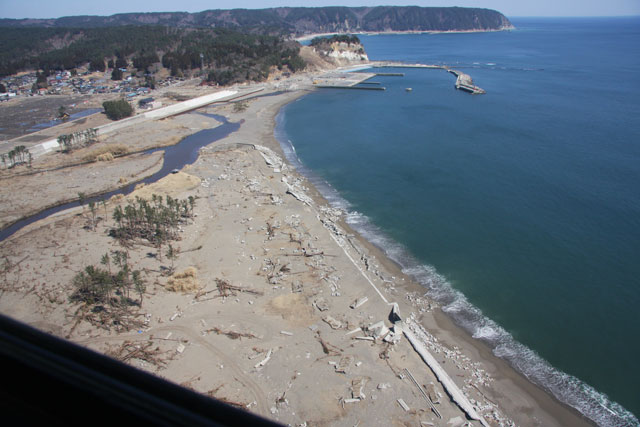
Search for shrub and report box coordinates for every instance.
[103,99,133,121]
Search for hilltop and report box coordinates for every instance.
[0,6,513,35]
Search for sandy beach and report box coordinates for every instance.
[0,76,592,425]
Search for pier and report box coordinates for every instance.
[370,61,487,95]
[312,71,386,90]
[447,69,486,94]
[310,61,486,95]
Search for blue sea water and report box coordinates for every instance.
[278,18,640,426]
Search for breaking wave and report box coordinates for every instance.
[275,104,639,427]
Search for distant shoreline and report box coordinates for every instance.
[294,26,515,42]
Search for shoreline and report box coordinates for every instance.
[268,90,594,426]
[0,83,610,426]
[294,27,515,42]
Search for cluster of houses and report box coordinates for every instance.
[1,67,185,102]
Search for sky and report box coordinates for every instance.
[0,0,639,19]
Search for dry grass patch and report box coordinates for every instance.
[83,144,129,162]
[166,267,200,293]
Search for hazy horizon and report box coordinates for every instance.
[1,1,639,20]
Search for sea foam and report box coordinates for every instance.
[275,105,639,427]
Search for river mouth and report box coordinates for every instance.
[0,113,240,242]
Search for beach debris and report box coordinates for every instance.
[169,309,183,322]
[315,332,342,356]
[354,336,374,341]
[351,377,368,400]
[291,281,304,293]
[106,340,172,369]
[323,315,343,330]
[426,382,441,404]
[282,176,313,205]
[367,321,390,340]
[308,324,319,332]
[205,327,256,340]
[447,417,465,427]
[350,296,369,309]
[176,343,186,354]
[206,386,248,409]
[314,297,330,312]
[397,398,410,412]
[345,327,362,336]
[255,145,284,170]
[377,383,391,390]
[404,368,442,419]
[213,278,263,298]
[384,323,403,344]
[389,303,402,323]
[280,330,293,336]
[404,322,488,426]
[254,348,272,369]
[335,355,354,374]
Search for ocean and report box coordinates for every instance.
[277,18,640,426]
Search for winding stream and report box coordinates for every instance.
[0,113,240,242]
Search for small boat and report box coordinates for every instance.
[405,87,412,92]
[171,169,179,174]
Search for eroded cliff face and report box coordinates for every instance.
[320,41,369,63]
[305,39,369,69]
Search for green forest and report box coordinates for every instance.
[0,26,305,83]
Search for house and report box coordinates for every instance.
[138,97,154,108]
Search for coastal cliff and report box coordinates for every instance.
[309,35,369,66]
[0,7,514,35]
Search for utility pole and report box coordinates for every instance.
[200,53,204,77]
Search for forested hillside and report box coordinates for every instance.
[0,26,304,83]
[0,6,513,35]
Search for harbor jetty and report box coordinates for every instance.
[312,71,384,90]
[371,61,487,94]
[447,69,486,94]
[311,62,485,94]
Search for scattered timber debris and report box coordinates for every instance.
[404,322,489,426]
[350,296,368,309]
[205,327,257,340]
[206,388,248,409]
[315,332,342,356]
[313,297,329,312]
[397,398,410,412]
[255,348,272,369]
[261,258,290,284]
[69,303,145,335]
[426,382,441,404]
[404,368,442,419]
[213,278,263,298]
[323,315,343,330]
[367,321,390,340]
[335,355,354,374]
[351,377,368,400]
[105,340,173,369]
